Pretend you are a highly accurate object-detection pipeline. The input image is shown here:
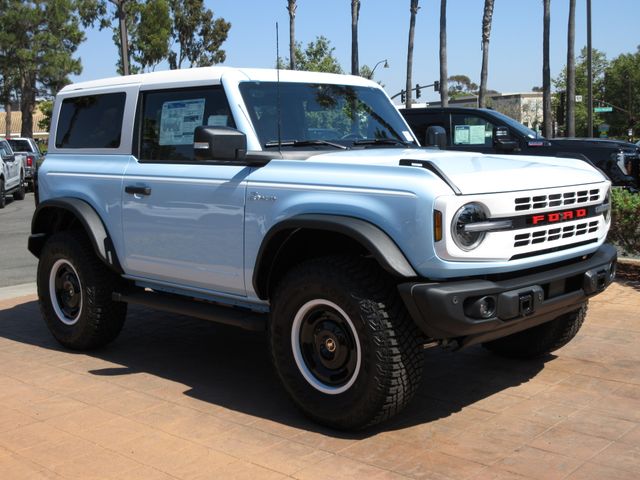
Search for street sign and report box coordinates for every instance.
[575,95,583,102]
[594,106,613,113]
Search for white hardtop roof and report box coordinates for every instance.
[60,67,379,93]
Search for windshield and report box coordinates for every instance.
[7,139,32,152]
[488,110,540,139]
[239,82,417,149]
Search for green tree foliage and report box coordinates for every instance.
[447,75,478,97]
[280,36,343,74]
[168,0,231,69]
[608,188,640,256]
[0,0,87,137]
[602,47,640,138]
[554,47,608,137]
[37,99,54,132]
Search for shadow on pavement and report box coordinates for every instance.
[0,299,550,439]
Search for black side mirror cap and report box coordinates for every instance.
[425,126,447,149]
[194,126,247,162]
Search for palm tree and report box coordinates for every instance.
[287,0,297,70]
[405,0,419,109]
[566,0,576,137]
[351,0,360,76]
[439,0,448,106]
[543,0,552,137]
[479,0,494,107]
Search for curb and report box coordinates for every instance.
[0,283,37,302]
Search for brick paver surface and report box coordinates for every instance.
[0,280,638,479]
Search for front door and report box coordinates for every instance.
[447,113,497,155]
[121,85,248,297]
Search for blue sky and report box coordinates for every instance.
[74,0,640,104]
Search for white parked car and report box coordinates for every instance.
[0,139,26,208]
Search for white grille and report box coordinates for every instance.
[514,220,599,248]
[514,189,600,211]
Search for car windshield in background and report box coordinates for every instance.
[7,139,31,151]
[239,82,417,149]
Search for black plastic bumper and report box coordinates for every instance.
[398,244,617,349]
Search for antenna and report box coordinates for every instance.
[276,22,283,153]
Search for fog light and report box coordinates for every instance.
[465,296,497,319]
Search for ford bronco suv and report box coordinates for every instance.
[30,68,616,430]
[0,138,26,208]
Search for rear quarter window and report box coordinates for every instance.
[55,93,126,149]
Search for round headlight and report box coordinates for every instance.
[452,203,487,250]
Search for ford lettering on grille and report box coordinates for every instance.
[529,207,588,226]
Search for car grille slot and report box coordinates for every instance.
[514,189,600,211]
[513,220,599,248]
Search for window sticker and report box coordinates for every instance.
[159,98,206,145]
[454,124,486,145]
[207,115,229,127]
[454,125,470,144]
[469,125,486,144]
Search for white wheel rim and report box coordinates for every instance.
[49,259,83,326]
[291,299,362,395]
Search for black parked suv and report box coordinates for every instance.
[401,106,640,189]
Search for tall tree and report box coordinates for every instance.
[168,0,230,69]
[479,0,494,107]
[351,0,360,76]
[109,0,132,75]
[542,0,552,137]
[132,0,171,71]
[566,0,576,136]
[405,0,419,109]
[439,0,448,106]
[0,0,86,137]
[287,0,297,70]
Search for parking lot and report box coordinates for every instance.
[0,276,639,479]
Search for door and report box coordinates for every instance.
[121,85,249,296]
[448,112,497,154]
[0,142,19,189]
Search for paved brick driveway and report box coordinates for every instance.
[0,281,638,479]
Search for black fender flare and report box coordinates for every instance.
[253,214,418,299]
[28,197,123,273]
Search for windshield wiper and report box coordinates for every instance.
[264,139,348,150]
[352,138,411,147]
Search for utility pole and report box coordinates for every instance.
[586,0,593,137]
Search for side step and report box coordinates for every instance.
[112,291,267,332]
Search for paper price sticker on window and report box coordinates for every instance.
[159,98,206,145]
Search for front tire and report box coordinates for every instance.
[13,173,25,200]
[270,256,424,430]
[483,304,587,358]
[37,231,127,350]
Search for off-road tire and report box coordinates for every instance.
[483,304,587,358]
[0,178,5,208]
[37,231,127,350]
[270,255,424,430]
[13,173,25,200]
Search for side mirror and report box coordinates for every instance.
[193,126,247,162]
[424,126,447,149]
[493,126,519,152]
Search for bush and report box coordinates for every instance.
[608,188,640,256]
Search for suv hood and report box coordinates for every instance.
[309,148,607,195]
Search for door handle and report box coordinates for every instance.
[125,185,151,196]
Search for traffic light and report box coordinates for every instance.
[434,80,440,93]
[416,84,421,99]
[401,90,406,103]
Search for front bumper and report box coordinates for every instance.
[399,244,617,349]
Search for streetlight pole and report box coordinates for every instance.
[369,59,389,79]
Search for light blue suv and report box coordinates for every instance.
[29,67,616,429]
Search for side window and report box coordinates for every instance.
[139,86,235,162]
[55,93,126,149]
[451,114,495,147]
[0,142,9,156]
